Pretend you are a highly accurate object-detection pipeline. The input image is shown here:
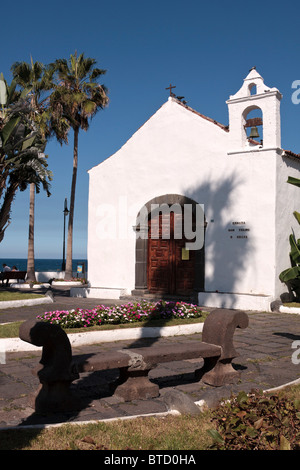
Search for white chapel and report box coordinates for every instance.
[83,68,300,311]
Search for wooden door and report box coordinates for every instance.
[147,211,196,295]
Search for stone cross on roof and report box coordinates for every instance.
[165,83,176,96]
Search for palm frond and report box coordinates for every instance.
[49,51,108,133]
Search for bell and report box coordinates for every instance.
[249,126,259,139]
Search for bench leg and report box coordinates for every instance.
[19,320,80,413]
[32,380,80,413]
[196,309,249,386]
[196,356,240,387]
[112,367,159,401]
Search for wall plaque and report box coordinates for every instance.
[229,222,250,239]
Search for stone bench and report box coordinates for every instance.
[19,309,249,413]
[1,271,27,285]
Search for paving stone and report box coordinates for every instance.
[116,398,167,417]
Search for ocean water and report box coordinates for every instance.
[0,258,88,273]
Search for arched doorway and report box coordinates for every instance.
[133,194,205,297]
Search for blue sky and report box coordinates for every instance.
[1,0,300,259]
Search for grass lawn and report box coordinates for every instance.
[0,413,215,450]
[283,302,300,308]
[0,291,44,302]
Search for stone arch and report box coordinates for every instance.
[132,194,206,297]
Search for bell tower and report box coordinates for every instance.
[226,68,282,154]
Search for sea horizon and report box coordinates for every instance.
[0,258,88,273]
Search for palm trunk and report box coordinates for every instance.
[27,183,36,282]
[65,127,79,279]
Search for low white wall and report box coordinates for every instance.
[198,292,274,312]
[35,271,84,282]
[70,287,127,299]
[0,296,53,309]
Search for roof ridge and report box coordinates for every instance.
[170,97,229,132]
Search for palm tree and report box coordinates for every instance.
[11,59,53,282]
[0,75,52,245]
[49,52,108,279]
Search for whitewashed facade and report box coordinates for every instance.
[84,69,300,311]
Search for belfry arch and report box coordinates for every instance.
[132,194,206,298]
[243,105,263,145]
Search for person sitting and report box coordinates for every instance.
[1,264,11,286]
[11,266,19,271]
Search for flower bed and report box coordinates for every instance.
[37,300,204,329]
